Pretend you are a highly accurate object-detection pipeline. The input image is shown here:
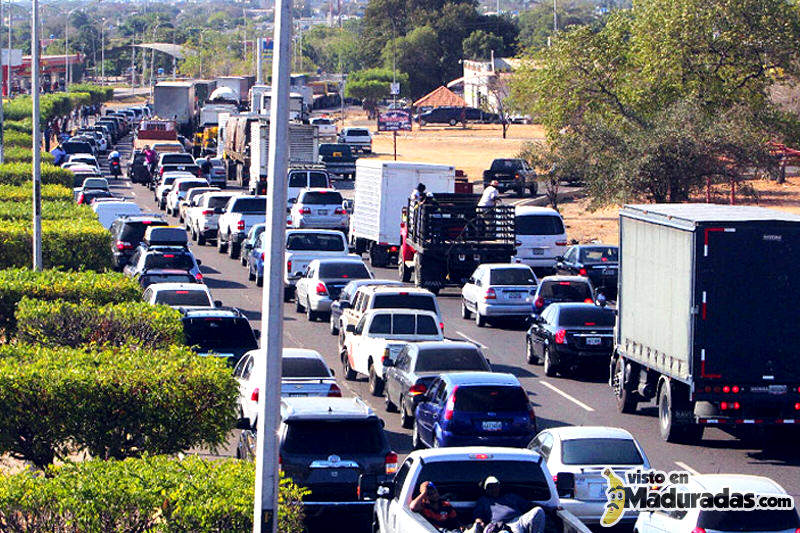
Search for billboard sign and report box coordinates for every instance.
[377,109,412,131]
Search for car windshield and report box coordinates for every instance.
[515,215,565,236]
[489,268,536,285]
[301,191,343,205]
[283,420,384,455]
[183,317,258,352]
[454,386,528,412]
[578,247,619,264]
[282,358,331,378]
[286,233,345,251]
[539,281,592,300]
[697,510,800,531]
[415,460,551,502]
[155,290,211,306]
[561,438,643,465]
[557,307,615,327]
[368,314,438,335]
[144,252,194,270]
[415,348,487,372]
[233,198,266,213]
[318,262,370,279]
[141,274,193,286]
[372,294,436,312]
[313,118,332,125]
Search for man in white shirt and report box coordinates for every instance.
[479,180,500,207]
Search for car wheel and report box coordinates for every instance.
[329,315,339,335]
[295,297,304,313]
[369,365,384,396]
[544,347,558,377]
[516,186,525,197]
[526,339,539,365]
[400,401,414,429]
[342,351,356,381]
[419,119,426,127]
[306,298,317,321]
[398,258,411,283]
[529,184,538,196]
[385,392,398,412]
[448,118,457,126]
[190,227,198,241]
[229,241,240,259]
[412,421,423,449]
[178,213,184,223]
[217,233,228,253]
[197,230,206,246]
[474,309,486,327]
[613,357,638,414]
[255,273,264,287]
[248,264,256,281]
[461,300,472,319]
[241,253,248,267]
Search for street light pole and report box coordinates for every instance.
[65,7,79,89]
[100,19,105,84]
[0,0,5,165]
[32,0,42,270]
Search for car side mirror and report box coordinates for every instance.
[555,256,564,262]
[196,259,202,266]
[383,358,394,368]
[339,300,351,309]
[290,198,297,204]
[235,417,252,430]
[555,472,575,498]
[214,300,223,307]
[345,324,355,333]
[329,368,335,376]
[253,329,261,340]
[376,481,395,499]
[596,293,608,307]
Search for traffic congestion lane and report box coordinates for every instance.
[122,176,800,501]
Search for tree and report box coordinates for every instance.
[463,30,503,61]
[383,25,442,99]
[346,68,408,117]
[516,0,597,50]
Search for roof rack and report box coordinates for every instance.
[288,162,326,170]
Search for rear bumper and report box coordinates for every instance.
[512,256,559,269]
[552,345,613,367]
[308,295,333,312]
[478,301,534,317]
[294,218,348,230]
[439,432,533,448]
[560,499,637,524]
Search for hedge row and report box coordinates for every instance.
[4,119,32,133]
[0,456,307,532]
[0,162,73,187]
[0,183,71,202]
[0,344,238,468]
[4,130,32,148]
[68,83,115,105]
[0,269,139,335]
[4,92,92,123]
[16,298,184,349]
[0,201,95,221]
[3,146,55,164]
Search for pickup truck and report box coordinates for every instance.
[338,127,373,154]
[284,229,350,302]
[482,158,538,197]
[368,447,591,533]
[341,309,444,396]
[310,117,337,140]
[319,143,357,179]
[186,192,236,245]
[216,195,267,259]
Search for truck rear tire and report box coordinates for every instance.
[613,357,639,414]
[658,380,701,443]
[399,259,412,282]
[369,246,387,268]
[229,241,241,259]
[369,365,384,396]
[217,233,228,253]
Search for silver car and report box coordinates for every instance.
[461,263,538,327]
[289,188,349,231]
[295,257,372,321]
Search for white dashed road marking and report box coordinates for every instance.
[674,461,700,475]
[538,380,595,412]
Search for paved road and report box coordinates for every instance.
[105,139,800,529]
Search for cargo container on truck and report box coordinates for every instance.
[249,84,270,112]
[222,113,262,187]
[248,119,320,194]
[260,92,306,121]
[350,161,455,268]
[215,76,254,106]
[610,204,800,443]
[153,81,197,137]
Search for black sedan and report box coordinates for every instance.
[525,303,615,377]
[383,341,491,428]
[556,245,618,299]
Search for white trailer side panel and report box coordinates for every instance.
[249,121,319,183]
[618,215,694,380]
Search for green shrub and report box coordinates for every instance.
[0,162,73,187]
[16,298,184,348]
[0,200,95,220]
[0,219,112,271]
[3,146,54,163]
[4,119,32,133]
[4,130,32,148]
[3,91,103,123]
[0,183,71,202]
[0,269,139,335]
[0,456,307,533]
[68,84,115,105]
[0,344,238,467]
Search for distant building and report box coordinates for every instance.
[462,57,520,110]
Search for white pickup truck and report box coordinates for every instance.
[186,192,236,245]
[216,195,267,259]
[284,229,350,301]
[341,309,443,396]
[368,447,591,533]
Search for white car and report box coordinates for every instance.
[165,177,210,217]
[513,206,568,272]
[310,117,337,138]
[461,263,538,326]
[286,167,330,209]
[92,201,142,230]
[179,186,220,224]
[65,154,101,173]
[634,474,799,533]
[186,192,236,245]
[527,426,650,526]
[295,257,373,321]
[234,348,341,427]
[283,229,350,301]
[290,188,349,231]
[142,282,217,308]
[155,171,196,210]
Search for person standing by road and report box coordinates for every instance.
[200,155,213,180]
[50,145,67,166]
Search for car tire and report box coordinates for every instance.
[474,309,486,327]
[449,118,457,126]
[516,186,525,197]
[461,300,472,319]
[398,259,412,283]
[526,339,539,365]
[229,241,240,259]
[241,253,248,267]
[342,351,356,381]
[658,381,702,443]
[306,298,317,321]
[248,265,256,281]
[197,230,206,246]
[369,365,384,396]
[329,315,339,335]
[412,421,423,449]
[419,119,426,127]
[295,297,304,313]
[400,401,414,429]
[529,183,538,196]
[385,392,398,412]
[283,288,293,302]
[217,233,228,253]
[544,347,558,377]
[190,227,198,241]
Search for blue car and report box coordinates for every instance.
[412,372,536,449]
[246,232,267,286]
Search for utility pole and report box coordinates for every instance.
[32,0,42,271]
[252,0,291,529]
[100,20,105,84]
[256,37,263,84]
[0,0,5,165]
[130,34,135,95]
[8,0,12,95]
[553,0,558,33]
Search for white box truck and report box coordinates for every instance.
[350,160,455,267]
[248,118,320,194]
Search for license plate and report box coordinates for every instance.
[586,337,602,346]
[287,393,306,397]
[318,210,328,215]
[532,248,545,255]
[482,421,502,431]
[769,385,787,395]
[589,483,605,498]
[333,152,342,157]
[507,292,522,299]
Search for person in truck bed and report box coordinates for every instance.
[473,476,545,533]
[411,481,462,531]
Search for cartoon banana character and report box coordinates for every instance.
[601,468,626,527]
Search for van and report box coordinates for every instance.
[513,206,568,273]
[287,167,331,208]
[93,201,142,230]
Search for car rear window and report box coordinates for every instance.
[283,420,385,455]
[515,215,565,236]
[415,348,487,372]
[697,510,800,531]
[120,221,168,244]
[144,252,194,270]
[183,318,258,353]
[561,438,643,465]
[348,129,370,136]
[232,198,266,213]
[492,159,523,170]
[207,195,233,209]
[154,290,211,306]
[309,172,329,187]
[282,358,331,378]
[489,268,536,285]
[179,180,208,192]
[141,274,194,286]
[539,281,592,300]
[372,294,437,312]
[288,174,308,187]
[579,247,618,264]
[301,191,343,205]
[557,307,615,327]
[313,118,332,125]
[368,314,438,335]
[161,176,177,186]
[454,386,528,412]
[162,154,195,165]
[318,262,370,279]
[415,460,551,502]
[63,142,92,154]
[286,233,345,251]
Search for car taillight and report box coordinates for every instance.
[534,297,545,309]
[409,384,427,396]
[300,207,311,214]
[316,282,328,295]
[385,452,398,475]
[528,404,536,425]
[389,246,398,252]
[484,288,496,300]
[195,272,203,281]
[554,329,566,344]
[444,386,458,420]
[251,387,259,402]
[334,208,346,215]
[794,402,800,411]
[261,252,265,261]
[159,168,164,176]
[202,209,214,215]
[287,260,292,272]
[439,321,444,334]
[327,383,342,397]
[237,220,245,230]
[77,193,85,204]
[555,240,567,246]
[584,298,594,303]
[578,268,587,276]
[692,529,706,533]
[115,240,132,250]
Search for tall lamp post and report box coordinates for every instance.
[32,0,42,270]
[65,6,81,89]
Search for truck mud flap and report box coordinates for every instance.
[555,508,592,533]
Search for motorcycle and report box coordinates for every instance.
[110,159,121,178]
